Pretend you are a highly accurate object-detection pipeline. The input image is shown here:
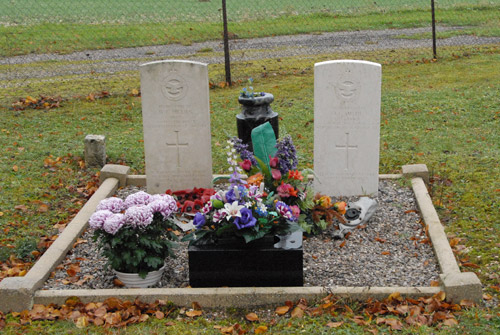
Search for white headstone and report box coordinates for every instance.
[314,60,381,196]
[140,60,213,194]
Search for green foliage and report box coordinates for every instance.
[251,122,278,172]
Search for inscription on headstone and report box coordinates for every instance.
[314,60,381,196]
[140,60,213,193]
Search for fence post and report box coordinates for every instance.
[222,0,232,86]
[431,0,437,59]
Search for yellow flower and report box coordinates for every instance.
[317,195,332,208]
[333,201,347,214]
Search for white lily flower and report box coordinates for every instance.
[223,201,244,218]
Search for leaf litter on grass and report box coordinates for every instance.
[0,291,475,332]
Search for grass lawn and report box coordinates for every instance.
[0,2,498,56]
[1,0,494,24]
[0,44,499,332]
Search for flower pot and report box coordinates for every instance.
[188,235,303,287]
[236,92,279,150]
[114,264,165,288]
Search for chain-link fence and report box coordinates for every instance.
[1,0,499,106]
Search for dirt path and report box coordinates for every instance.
[1,26,498,83]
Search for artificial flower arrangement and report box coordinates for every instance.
[185,122,347,245]
[89,191,178,278]
[185,137,302,245]
[232,122,347,235]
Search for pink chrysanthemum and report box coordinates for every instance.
[103,213,125,235]
[150,194,177,212]
[148,200,176,219]
[124,191,152,207]
[96,197,126,213]
[88,210,114,230]
[124,205,154,228]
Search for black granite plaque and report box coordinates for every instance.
[188,236,303,287]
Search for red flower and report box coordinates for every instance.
[288,187,298,197]
[193,199,204,211]
[181,200,195,213]
[239,159,252,171]
[288,170,304,181]
[202,188,216,197]
[271,169,282,180]
[269,156,279,169]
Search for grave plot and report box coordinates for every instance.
[41,179,440,290]
[0,60,482,313]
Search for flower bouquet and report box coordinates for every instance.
[186,121,338,247]
[89,191,178,279]
[231,122,347,236]
[186,141,302,245]
[185,122,349,247]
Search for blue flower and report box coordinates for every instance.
[225,188,237,203]
[233,207,256,230]
[193,212,206,229]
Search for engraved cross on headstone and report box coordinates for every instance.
[166,131,188,168]
[336,132,358,170]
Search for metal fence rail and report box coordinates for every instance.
[1,0,499,106]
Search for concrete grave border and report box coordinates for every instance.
[0,164,482,312]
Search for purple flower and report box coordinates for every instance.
[225,188,238,203]
[124,205,154,228]
[89,210,114,230]
[275,135,298,174]
[96,197,126,213]
[231,137,258,166]
[103,213,125,235]
[233,207,257,230]
[193,213,206,229]
[276,201,293,220]
[229,171,247,186]
[124,191,152,207]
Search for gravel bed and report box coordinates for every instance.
[43,179,440,290]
